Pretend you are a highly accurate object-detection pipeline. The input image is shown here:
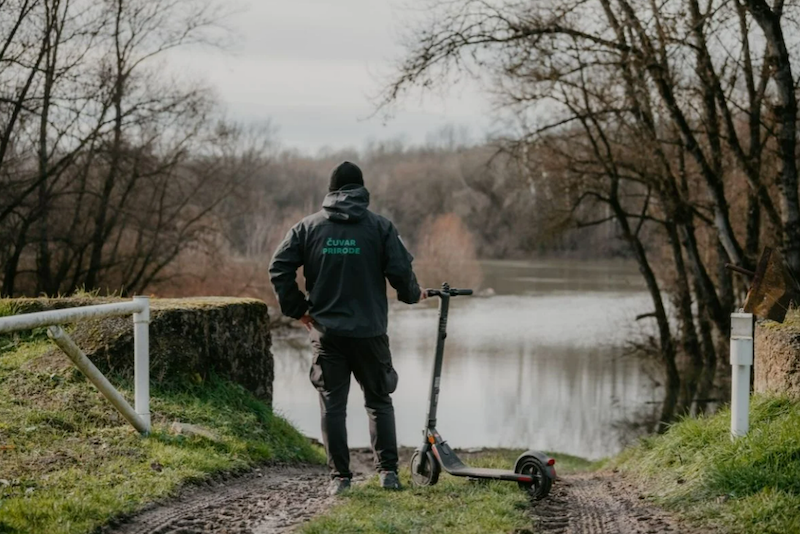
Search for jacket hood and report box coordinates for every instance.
[322,185,369,222]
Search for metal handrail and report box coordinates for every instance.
[0,300,145,333]
[0,296,151,434]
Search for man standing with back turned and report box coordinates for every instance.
[269,161,425,496]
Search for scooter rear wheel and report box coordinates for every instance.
[410,450,440,487]
[515,456,552,500]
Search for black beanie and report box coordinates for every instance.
[329,161,364,192]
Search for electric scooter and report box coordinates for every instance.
[410,283,556,500]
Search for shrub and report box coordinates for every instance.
[414,213,483,290]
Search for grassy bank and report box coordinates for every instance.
[301,451,591,534]
[0,328,323,534]
[613,396,800,534]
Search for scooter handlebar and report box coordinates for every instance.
[425,288,474,297]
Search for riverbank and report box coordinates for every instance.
[0,328,323,534]
[611,395,800,534]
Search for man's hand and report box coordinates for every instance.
[418,289,428,303]
[299,314,314,331]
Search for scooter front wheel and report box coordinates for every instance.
[410,450,440,487]
[515,456,552,500]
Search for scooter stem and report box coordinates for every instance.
[424,286,450,431]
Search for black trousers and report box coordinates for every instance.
[309,329,399,479]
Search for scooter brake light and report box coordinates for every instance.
[547,458,555,466]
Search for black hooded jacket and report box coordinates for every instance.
[269,185,422,338]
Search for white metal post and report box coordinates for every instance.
[133,296,151,433]
[730,312,754,439]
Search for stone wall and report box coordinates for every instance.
[755,311,800,398]
[12,296,274,403]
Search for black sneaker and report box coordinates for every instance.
[379,470,402,490]
[327,477,351,496]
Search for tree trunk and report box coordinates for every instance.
[746,188,761,264]
[743,0,800,275]
[609,196,679,429]
[693,280,719,414]
[36,0,56,295]
[718,241,735,317]
[85,0,125,290]
[667,222,703,415]
[2,221,32,297]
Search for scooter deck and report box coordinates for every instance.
[446,466,532,482]
[432,442,534,483]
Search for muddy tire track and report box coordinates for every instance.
[101,466,331,534]
[532,472,709,534]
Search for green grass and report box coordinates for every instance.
[613,396,800,534]
[300,450,591,534]
[0,300,20,319]
[0,337,324,534]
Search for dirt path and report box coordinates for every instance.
[532,472,703,534]
[104,452,699,534]
[102,449,382,534]
[102,465,332,534]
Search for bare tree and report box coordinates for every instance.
[0,0,241,297]
[740,0,800,273]
[379,0,800,423]
[82,0,228,290]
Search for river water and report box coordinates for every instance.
[272,259,663,460]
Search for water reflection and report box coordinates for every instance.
[272,260,661,460]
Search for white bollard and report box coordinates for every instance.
[730,312,754,440]
[133,296,151,433]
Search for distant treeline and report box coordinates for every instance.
[154,139,621,300]
[220,138,622,261]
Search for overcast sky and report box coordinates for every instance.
[171,0,493,154]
